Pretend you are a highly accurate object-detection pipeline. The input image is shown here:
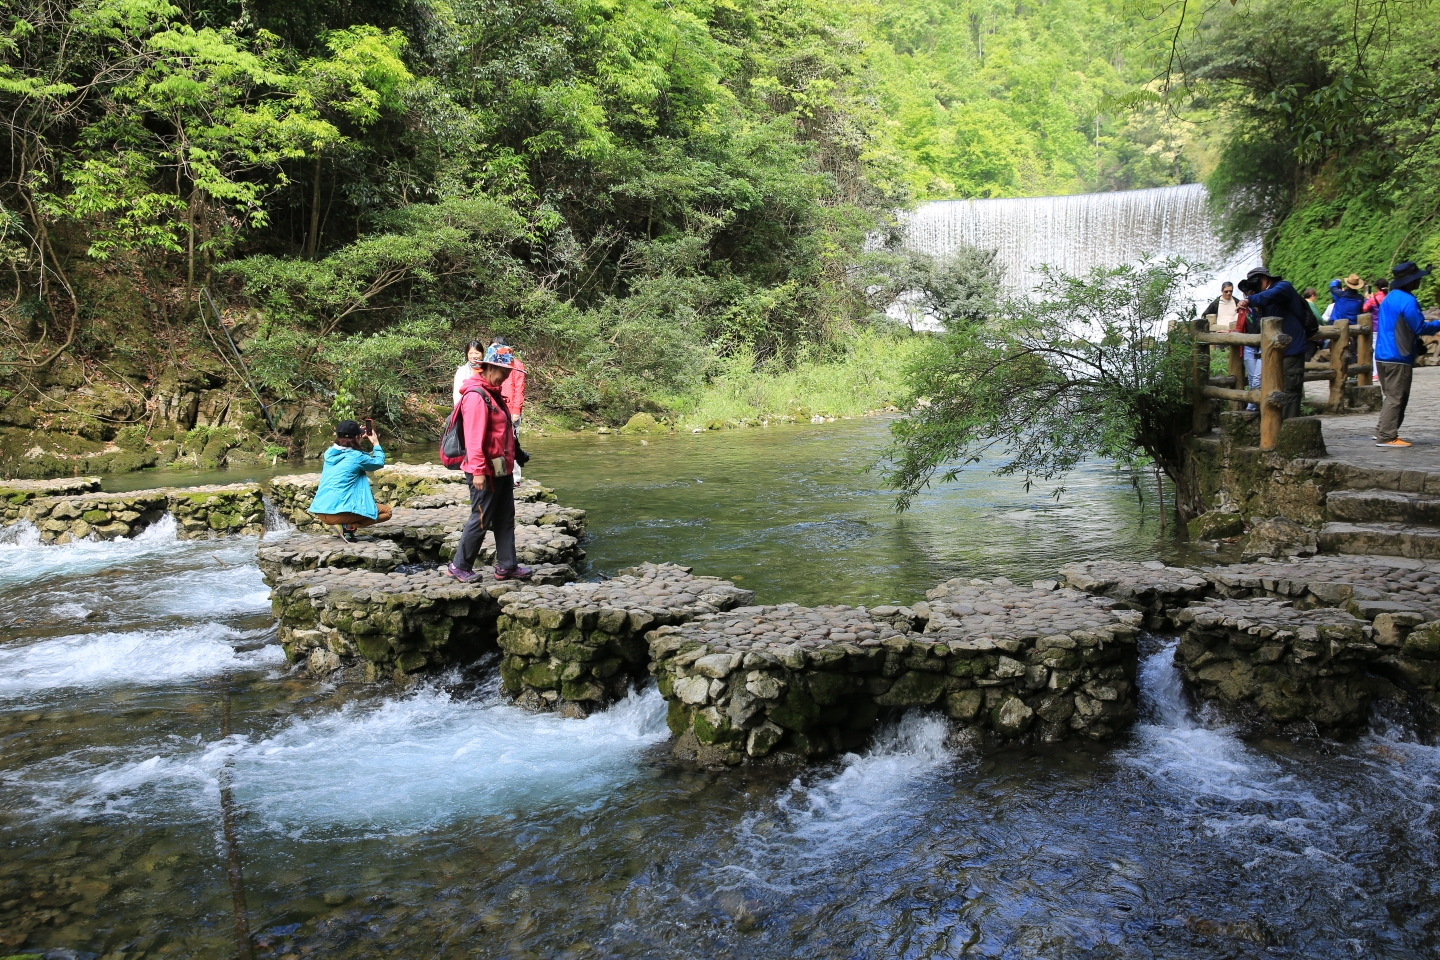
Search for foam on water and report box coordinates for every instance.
[14,544,270,628]
[0,623,282,702]
[0,515,189,590]
[1124,642,1353,872]
[721,711,956,893]
[37,684,671,834]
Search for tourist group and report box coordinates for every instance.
[1203,260,1435,448]
[306,336,534,583]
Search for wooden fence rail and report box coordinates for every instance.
[1188,312,1373,452]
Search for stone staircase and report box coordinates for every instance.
[1320,489,1440,559]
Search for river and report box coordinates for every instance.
[2,419,1437,958]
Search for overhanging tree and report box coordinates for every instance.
[887,257,1199,522]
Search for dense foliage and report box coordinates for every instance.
[1174,0,1440,293]
[1,0,1204,433]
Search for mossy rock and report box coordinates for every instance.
[1188,511,1245,541]
[619,412,666,435]
[1275,416,1326,459]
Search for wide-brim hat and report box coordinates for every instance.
[481,344,517,370]
[1246,266,1275,282]
[1392,261,1432,287]
[1344,273,1364,290]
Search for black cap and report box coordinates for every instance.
[336,419,363,438]
[1392,261,1432,288]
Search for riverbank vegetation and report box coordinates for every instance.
[0,0,1207,474]
[1172,0,1440,294]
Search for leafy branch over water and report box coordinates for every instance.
[887,257,1196,518]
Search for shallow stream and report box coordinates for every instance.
[2,420,1437,958]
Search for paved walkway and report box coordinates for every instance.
[1306,366,1440,472]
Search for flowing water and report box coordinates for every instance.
[3,419,1438,959]
[896,184,1264,304]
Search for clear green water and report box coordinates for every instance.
[2,419,1436,959]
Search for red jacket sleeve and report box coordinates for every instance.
[459,388,492,476]
[502,364,526,416]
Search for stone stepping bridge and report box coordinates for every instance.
[14,483,267,542]
[1,477,102,523]
[648,580,1140,765]
[1063,556,1440,726]
[351,506,584,567]
[257,536,409,584]
[269,466,557,532]
[495,564,756,717]
[270,563,576,680]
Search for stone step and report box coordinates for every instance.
[1318,522,1440,560]
[1326,489,1440,526]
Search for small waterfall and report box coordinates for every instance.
[898,183,1262,305]
[261,495,293,536]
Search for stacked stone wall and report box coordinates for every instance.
[1174,599,1380,730]
[270,565,573,679]
[0,478,101,523]
[20,490,169,543]
[649,578,1141,765]
[495,564,755,716]
[164,484,266,538]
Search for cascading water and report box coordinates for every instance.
[895,183,1262,319]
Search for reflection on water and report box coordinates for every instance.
[525,419,1201,604]
[0,419,1435,958]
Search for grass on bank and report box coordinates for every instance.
[629,329,928,431]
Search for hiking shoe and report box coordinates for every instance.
[494,565,533,581]
[446,563,481,583]
[339,527,358,543]
[1376,438,1412,448]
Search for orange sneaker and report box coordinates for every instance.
[1375,438,1412,447]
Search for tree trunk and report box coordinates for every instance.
[305,152,323,259]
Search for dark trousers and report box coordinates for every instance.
[1376,361,1414,442]
[453,473,516,571]
[1281,353,1306,419]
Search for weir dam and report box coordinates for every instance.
[895,182,1263,312]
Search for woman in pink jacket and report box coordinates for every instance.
[452,337,526,479]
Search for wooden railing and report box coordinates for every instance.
[1186,312,1373,452]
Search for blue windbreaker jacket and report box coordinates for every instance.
[308,443,386,518]
[1330,289,1364,326]
[1245,281,1312,357]
[1374,289,1440,365]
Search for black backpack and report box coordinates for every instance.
[439,386,528,469]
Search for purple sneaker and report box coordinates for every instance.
[446,563,481,583]
[494,565,533,581]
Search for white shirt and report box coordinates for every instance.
[1216,297,1238,331]
[453,362,475,405]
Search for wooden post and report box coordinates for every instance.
[1192,316,1211,434]
[1260,315,1283,451]
[1228,342,1245,411]
[1327,322,1350,412]
[1356,312,1373,387]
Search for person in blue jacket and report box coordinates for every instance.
[1239,266,1315,419]
[1330,274,1366,326]
[1374,262,1438,447]
[308,419,393,540]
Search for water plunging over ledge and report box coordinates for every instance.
[896,183,1262,307]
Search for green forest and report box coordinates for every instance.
[0,0,1437,475]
